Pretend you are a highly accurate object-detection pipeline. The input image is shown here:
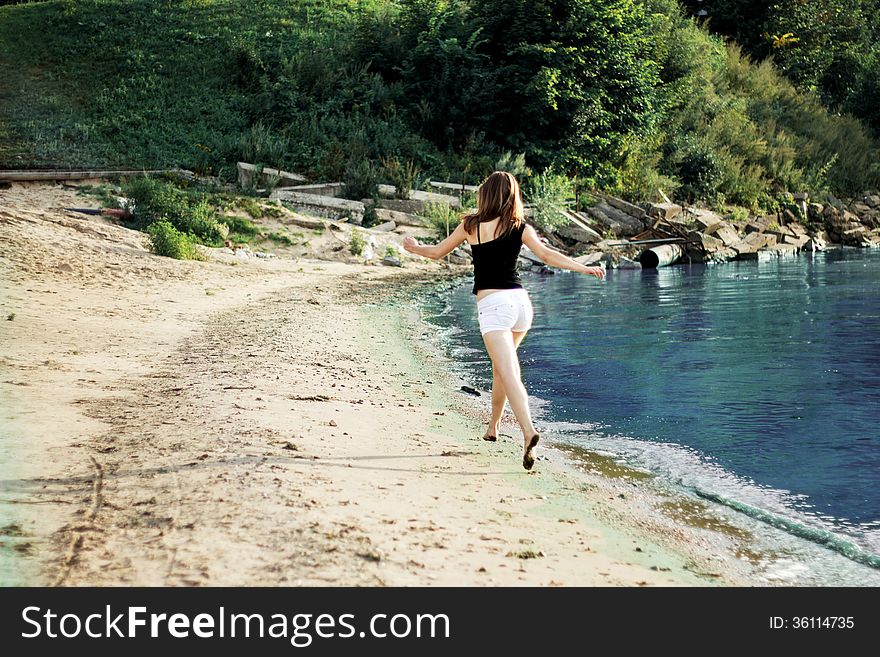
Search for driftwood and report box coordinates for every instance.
[555,209,602,244]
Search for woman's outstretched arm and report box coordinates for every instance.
[403,221,468,260]
[522,224,605,279]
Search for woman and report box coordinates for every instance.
[403,171,605,470]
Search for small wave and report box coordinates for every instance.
[545,422,880,573]
[692,488,880,570]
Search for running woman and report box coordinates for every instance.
[404,171,605,469]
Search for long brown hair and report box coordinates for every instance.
[461,171,525,240]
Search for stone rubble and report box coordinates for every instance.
[226,169,880,271]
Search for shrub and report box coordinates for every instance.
[614,136,680,203]
[381,155,421,199]
[349,229,366,256]
[342,159,379,200]
[495,152,531,178]
[422,202,460,239]
[725,206,751,222]
[525,169,574,231]
[361,203,379,228]
[669,136,726,204]
[122,176,181,227]
[237,122,289,168]
[179,198,226,243]
[121,176,226,245]
[147,220,201,260]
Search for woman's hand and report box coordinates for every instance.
[583,266,605,280]
[403,236,420,254]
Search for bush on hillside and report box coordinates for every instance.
[526,169,574,232]
[122,177,228,245]
[2,0,879,213]
[381,155,421,199]
[147,220,202,260]
[342,158,379,200]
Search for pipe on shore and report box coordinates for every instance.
[639,243,684,268]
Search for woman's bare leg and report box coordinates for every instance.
[486,330,527,438]
[482,329,536,447]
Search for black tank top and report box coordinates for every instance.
[471,221,526,295]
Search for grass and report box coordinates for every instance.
[233,197,264,219]
[219,214,259,242]
[1,0,877,212]
[266,231,294,246]
[0,0,359,172]
[232,196,282,219]
[76,184,119,207]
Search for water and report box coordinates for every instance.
[421,249,880,583]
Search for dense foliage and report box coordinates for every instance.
[1,0,878,212]
[681,0,880,136]
[146,219,202,260]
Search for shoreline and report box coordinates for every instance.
[1,181,765,586]
[411,265,880,585]
[377,287,762,585]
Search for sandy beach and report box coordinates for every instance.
[1,182,759,586]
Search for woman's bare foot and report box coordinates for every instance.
[482,421,501,442]
[522,433,540,470]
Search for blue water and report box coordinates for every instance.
[421,248,880,580]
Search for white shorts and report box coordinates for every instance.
[476,288,534,335]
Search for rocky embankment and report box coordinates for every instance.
[35,163,874,273]
[511,191,880,272]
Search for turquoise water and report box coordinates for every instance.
[422,248,880,583]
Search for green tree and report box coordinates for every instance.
[764,0,866,101]
[467,0,661,181]
[680,1,771,56]
[681,0,880,135]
